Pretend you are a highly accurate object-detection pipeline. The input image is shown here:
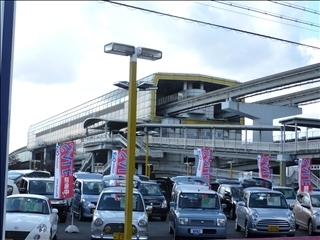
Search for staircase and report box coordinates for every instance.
[79,153,92,172]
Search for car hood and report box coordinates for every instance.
[96,211,145,221]
[250,208,291,216]
[177,209,225,218]
[6,213,46,231]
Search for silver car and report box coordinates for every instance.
[272,186,296,206]
[91,186,152,240]
[235,187,295,238]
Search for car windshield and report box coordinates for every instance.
[97,193,144,212]
[178,192,220,210]
[7,173,22,180]
[249,192,288,209]
[102,179,140,188]
[139,183,163,196]
[231,187,243,199]
[6,197,49,214]
[311,194,320,207]
[273,188,296,199]
[175,179,208,186]
[83,181,104,195]
[29,180,54,195]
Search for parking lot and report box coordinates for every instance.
[58,215,313,240]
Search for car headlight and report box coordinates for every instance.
[314,211,320,217]
[217,218,226,226]
[81,198,90,206]
[178,218,188,225]
[94,218,103,227]
[37,223,47,233]
[161,200,167,208]
[251,213,259,221]
[288,213,295,222]
[138,220,147,227]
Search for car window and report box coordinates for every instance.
[249,192,288,209]
[139,183,162,196]
[310,195,320,207]
[178,193,220,209]
[97,193,144,212]
[273,188,296,199]
[7,185,13,196]
[29,180,54,195]
[231,187,242,199]
[301,194,311,206]
[82,181,104,195]
[218,186,225,194]
[6,197,49,214]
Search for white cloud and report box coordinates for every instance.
[8,1,320,152]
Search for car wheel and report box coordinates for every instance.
[160,216,167,221]
[230,207,235,220]
[245,221,251,238]
[235,218,241,232]
[59,216,67,223]
[308,219,314,236]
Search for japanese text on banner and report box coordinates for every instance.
[257,154,271,179]
[298,158,312,192]
[196,148,211,180]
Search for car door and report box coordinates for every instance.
[73,180,81,212]
[224,186,233,213]
[294,193,304,226]
[218,186,227,214]
[237,192,248,228]
[300,193,312,227]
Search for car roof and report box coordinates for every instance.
[78,178,103,182]
[101,186,140,193]
[22,177,53,181]
[7,193,49,200]
[140,181,157,185]
[243,187,273,192]
[102,174,141,181]
[273,186,294,189]
[177,188,217,194]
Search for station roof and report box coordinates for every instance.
[83,118,143,132]
[279,117,320,129]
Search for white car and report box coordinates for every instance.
[5,194,59,240]
[91,186,152,240]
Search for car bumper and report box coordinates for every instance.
[313,217,320,233]
[175,225,227,239]
[248,225,295,236]
[91,229,148,240]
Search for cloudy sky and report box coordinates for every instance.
[9,1,320,152]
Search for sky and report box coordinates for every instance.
[8,1,320,153]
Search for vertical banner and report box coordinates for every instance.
[298,158,312,192]
[257,154,271,179]
[110,149,127,175]
[196,148,211,180]
[54,141,75,199]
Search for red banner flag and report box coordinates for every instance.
[298,158,312,192]
[257,154,271,179]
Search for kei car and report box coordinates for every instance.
[293,191,320,236]
[272,186,296,206]
[168,184,227,239]
[91,186,152,240]
[235,187,296,238]
[5,194,59,240]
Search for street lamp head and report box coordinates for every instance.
[136,47,162,61]
[104,42,135,56]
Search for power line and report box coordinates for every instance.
[104,1,320,50]
[269,0,320,15]
[195,2,319,33]
[211,0,320,28]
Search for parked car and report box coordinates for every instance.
[235,187,296,238]
[17,177,69,223]
[73,171,103,180]
[171,176,210,196]
[101,174,141,188]
[211,179,240,191]
[272,186,297,205]
[217,183,243,219]
[8,169,51,184]
[292,191,320,236]
[91,186,152,240]
[168,184,227,239]
[72,178,104,221]
[138,181,168,221]
[137,175,150,181]
[5,194,59,240]
[7,179,19,196]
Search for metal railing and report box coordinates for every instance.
[136,136,163,158]
[148,137,320,154]
[311,172,320,188]
[79,153,92,172]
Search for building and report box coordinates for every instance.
[26,72,240,173]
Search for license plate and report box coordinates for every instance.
[190,229,203,235]
[91,208,95,214]
[113,232,124,240]
[268,225,279,232]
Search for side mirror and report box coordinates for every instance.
[238,201,246,207]
[74,189,80,194]
[52,208,58,214]
[19,188,27,194]
[169,202,176,208]
[289,204,294,210]
[221,203,227,209]
[224,192,231,198]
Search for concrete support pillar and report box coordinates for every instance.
[91,152,96,173]
[200,82,204,90]
[138,164,143,175]
[107,150,112,163]
[183,82,187,90]
[44,148,47,166]
[306,128,309,149]
[295,123,298,153]
[280,161,287,186]
[188,82,192,89]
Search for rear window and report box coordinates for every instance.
[7,185,13,196]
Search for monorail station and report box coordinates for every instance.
[11,63,320,187]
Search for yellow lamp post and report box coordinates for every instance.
[227,161,235,179]
[104,42,162,240]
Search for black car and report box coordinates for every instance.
[138,181,168,221]
[211,178,240,191]
[217,183,243,219]
[17,177,69,223]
